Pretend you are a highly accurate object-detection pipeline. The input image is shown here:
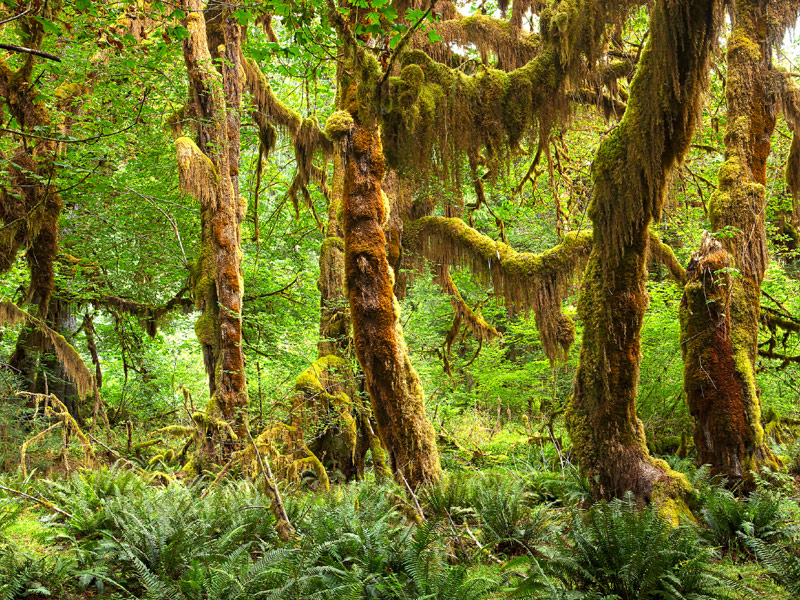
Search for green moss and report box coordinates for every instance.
[369,434,389,480]
[153,425,195,438]
[133,438,164,452]
[295,355,348,393]
[194,310,216,346]
[324,110,354,140]
[320,236,344,254]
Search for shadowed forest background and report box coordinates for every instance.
[2,0,800,598]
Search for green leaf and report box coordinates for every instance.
[232,8,252,26]
[36,16,61,36]
[427,30,443,43]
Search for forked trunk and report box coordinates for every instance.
[567,0,721,504]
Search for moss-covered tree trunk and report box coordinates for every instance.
[335,112,441,488]
[567,0,721,503]
[177,0,247,459]
[303,147,375,481]
[0,7,63,319]
[680,0,778,486]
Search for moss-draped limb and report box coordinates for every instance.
[411,13,541,70]
[679,0,783,487]
[647,230,687,286]
[177,0,247,457]
[0,301,93,399]
[242,56,332,220]
[433,263,500,344]
[381,0,642,180]
[340,116,441,488]
[567,0,722,503]
[406,216,591,361]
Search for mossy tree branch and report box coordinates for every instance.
[407,216,591,362]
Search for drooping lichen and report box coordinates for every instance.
[406,216,591,361]
[0,301,94,398]
[411,13,541,71]
[381,0,638,185]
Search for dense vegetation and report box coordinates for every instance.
[1,0,800,598]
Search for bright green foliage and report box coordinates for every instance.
[699,489,790,556]
[516,494,740,599]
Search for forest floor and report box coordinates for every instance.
[1,424,799,600]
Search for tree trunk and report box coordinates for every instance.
[567,0,721,503]
[177,0,247,462]
[338,116,441,488]
[680,0,779,486]
[305,148,377,481]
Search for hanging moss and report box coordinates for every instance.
[407,216,591,361]
[433,263,500,344]
[411,13,541,71]
[0,301,94,398]
[381,0,639,183]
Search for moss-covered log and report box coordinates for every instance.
[567,0,722,504]
[176,0,247,459]
[680,0,782,486]
[338,93,441,488]
[407,216,591,361]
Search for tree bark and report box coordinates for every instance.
[339,116,441,488]
[680,0,779,486]
[177,0,247,461]
[567,0,722,503]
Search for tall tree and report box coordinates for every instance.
[326,43,442,487]
[175,0,247,461]
[567,0,722,502]
[679,0,798,486]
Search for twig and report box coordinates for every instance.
[0,483,73,519]
[379,0,435,87]
[0,2,31,26]
[87,434,144,474]
[0,42,60,62]
[0,90,148,144]
[399,470,425,521]
[245,424,294,540]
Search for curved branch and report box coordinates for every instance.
[647,230,686,285]
[433,263,500,343]
[0,301,93,398]
[406,216,592,361]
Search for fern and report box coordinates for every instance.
[741,534,800,596]
[700,488,788,556]
[516,494,739,600]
